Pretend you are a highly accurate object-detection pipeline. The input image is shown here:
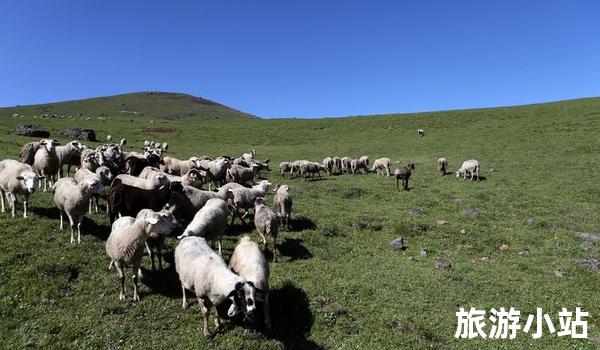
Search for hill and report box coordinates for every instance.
[0,91,257,121]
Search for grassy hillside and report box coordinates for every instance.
[0,96,599,349]
[0,91,257,121]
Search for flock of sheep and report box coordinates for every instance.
[0,136,480,337]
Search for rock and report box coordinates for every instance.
[390,237,405,250]
[524,218,536,226]
[553,270,563,278]
[518,248,529,255]
[500,243,510,251]
[408,207,424,215]
[14,124,50,138]
[575,258,599,270]
[436,219,448,225]
[580,240,595,251]
[478,256,496,264]
[459,229,466,234]
[573,232,600,241]
[435,258,452,269]
[465,209,480,218]
[419,249,428,257]
[59,128,97,141]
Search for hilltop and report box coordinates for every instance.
[0,91,258,121]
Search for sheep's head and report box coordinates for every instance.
[456,170,462,178]
[16,171,43,193]
[145,212,176,236]
[227,281,257,319]
[84,177,105,195]
[254,197,267,206]
[96,166,113,183]
[39,139,58,152]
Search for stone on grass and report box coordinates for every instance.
[408,207,424,215]
[575,258,599,270]
[390,237,405,250]
[465,209,480,218]
[419,249,428,257]
[435,258,452,269]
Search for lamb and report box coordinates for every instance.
[174,236,257,337]
[176,198,229,254]
[226,164,259,185]
[167,185,234,225]
[322,157,334,175]
[242,149,256,163]
[273,184,292,230]
[437,157,448,176]
[106,212,177,301]
[107,173,182,222]
[55,140,85,178]
[229,236,271,332]
[253,197,278,261]
[394,163,415,191]
[136,208,178,270]
[53,177,105,244]
[74,166,113,213]
[0,160,43,218]
[299,161,324,181]
[161,156,199,176]
[371,157,391,176]
[279,161,291,178]
[32,139,60,192]
[230,180,271,225]
[456,159,480,181]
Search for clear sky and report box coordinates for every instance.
[1,1,599,118]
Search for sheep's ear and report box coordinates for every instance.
[146,217,159,225]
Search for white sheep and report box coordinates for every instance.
[106,212,176,301]
[322,157,334,175]
[0,159,43,218]
[456,159,480,181]
[53,177,105,244]
[74,166,113,214]
[279,161,291,178]
[417,128,425,137]
[254,197,278,261]
[242,149,256,163]
[55,140,85,178]
[299,161,324,181]
[230,180,271,225]
[33,139,60,192]
[175,236,257,337]
[273,184,292,230]
[437,157,448,176]
[341,157,352,173]
[226,164,259,185]
[176,198,229,254]
[229,235,271,332]
[136,208,178,270]
[371,157,391,176]
[167,185,233,224]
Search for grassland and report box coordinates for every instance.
[0,94,599,349]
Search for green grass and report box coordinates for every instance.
[0,94,599,349]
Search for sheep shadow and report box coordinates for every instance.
[30,205,58,219]
[278,238,312,261]
[139,251,182,299]
[82,217,110,241]
[289,216,316,232]
[458,175,487,182]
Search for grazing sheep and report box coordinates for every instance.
[417,128,425,137]
[322,157,334,175]
[273,184,292,230]
[55,140,85,178]
[289,160,307,179]
[350,156,369,175]
[53,177,105,244]
[395,164,415,191]
[456,159,480,181]
[19,142,41,165]
[299,161,324,181]
[176,198,229,254]
[226,164,259,185]
[0,160,43,218]
[106,212,176,301]
[136,209,178,270]
[174,237,257,337]
[33,139,60,192]
[437,157,448,176]
[332,157,342,174]
[341,157,352,173]
[242,149,256,163]
[230,180,271,225]
[279,162,291,178]
[167,185,233,224]
[371,157,391,176]
[229,236,271,332]
[254,197,278,261]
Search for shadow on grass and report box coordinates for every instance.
[140,251,182,299]
[289,216,316,232]
[278,238,312,261]
[82,216,110,241]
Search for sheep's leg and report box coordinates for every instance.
[132,262,140,301]
[264,294,272,333]
[43,176,48,193]
[157,244,163,270]
[8,193,17,217]
[88,198,93,214]
[22,194,30,218]
[214,307,222,330]
[94,195,100,213]
[200,298,211,337]
[115,262,125,301]
[396,178,399,191]
[217,239,222,256]
[181,283,188,309]
[59,211,64,230]
[77,215,84,244]
[272,238,277,262]
[0,189,5,213]
[67,213,75,244]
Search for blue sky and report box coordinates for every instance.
[1,1,599,118]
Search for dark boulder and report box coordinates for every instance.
[60,128,97,141]
[14,124,50,138]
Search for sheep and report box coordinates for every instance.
[32,139,60,192]
[456,159,480,181]
[120,138,127,147]
[167,185,233,225]
[74,166,113,213]
[229,236,271,332]
[351,156,369,175]
[226,164,259,185]
[80,148,104,172]
[437,157,448,176]
[230,180,271,225]
[19,141,40,165]
[299,161,324,181]
[273,184,292,230]
[289,160,307,178]
[0,160,43,218]
[53,177,105,244]
[359,155,369,168]
[176,198,229,254]
[124,153,164,176]
[55,140,85,178]
[106,134,113,141]
[161,156,199,176]
[242,149,256,163]
[139,166,209,189]
[96,143,125,174]
[107,174,182,222]
[341,157,352,173]
[417,128,425,137]
[106,212,177,301]
[136,208,178,270]
[251,159,270,178]
[253,197,278,261]
[279,161,291,178]
[371,157,391,176]
[322,157,334,175]
[233,157,249,167]
[394,163,415,191]
[197,157,231,189]
[332,157,342,174]
[174,236,257,337]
